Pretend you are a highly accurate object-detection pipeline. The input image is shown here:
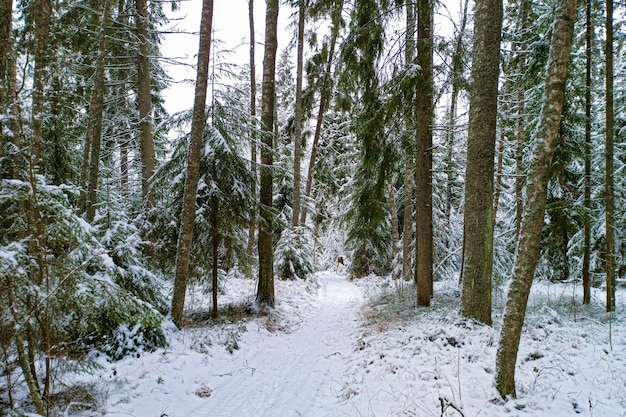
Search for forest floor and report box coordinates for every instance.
[67,271,626,416]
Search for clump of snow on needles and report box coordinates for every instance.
[71,270,625,417]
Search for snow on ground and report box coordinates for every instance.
[79,271,626,417]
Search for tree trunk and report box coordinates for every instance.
[388,181,399,259]
[605,0,615,312]
[30,0,51,170]
[0,0,21,180]
[402,0,415,283]
[445,0,469,230]
[211,165,219,318]
[171,0,214,327]
[136,0,156,208]
[300,0,342,226]
[415,0,433,306]
[495,0,576,397]
[245,0,257,276]
[583,0,592,305]
[515,0,530,238]
[460,0,502,326]
[85,0,111,222]
[291,0,305,226]
[0,0,10,128]
[256,0,279,307]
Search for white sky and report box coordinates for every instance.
[161,0,295,115]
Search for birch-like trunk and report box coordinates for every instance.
[495,0,576,397]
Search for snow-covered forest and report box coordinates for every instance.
[1,0,625,415]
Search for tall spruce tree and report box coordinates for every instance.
[460,0,502,325]
[257,0,279,306]
[415,0,434,304]
[341,0,390,278]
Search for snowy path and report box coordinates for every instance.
[189,272,363,417]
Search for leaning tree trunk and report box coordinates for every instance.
[300,0,342,226]
[136,0,156,208]
[460,0,502,326]
[415,0,433,306]
[85,0,111,222]
[605,0,615,312]
[171,0,214,327]
[495,0,576,398]
[256,0,279,307]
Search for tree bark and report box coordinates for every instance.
[136,0,156,208]
[388,181,399,259]
[85,0,111,222]
[515,0,530,239]
[460,0,502,326]
[605,0,615,312]
[245,0,257,275]
[291,0,305,226]
[415,0,433,306]
[256,0,279,307]
[171,0,214,327]
[402,0,415,283]
[495,0,576,398]
[0,0,10,126]
[445,0,469,230]
[300,0,342,226]
[30,0,51,170]
[583,0,592,305]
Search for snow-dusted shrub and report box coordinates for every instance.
[275,226,314,280]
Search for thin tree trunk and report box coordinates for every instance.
[85,0,111,222]
[445,0,469,230]
[605,0,615,312]
[256,0,279,307]
[0,0,21,180]
[515,0,530,238]
[245,0,257,274]
[583,0,592,305]
[460,0,502,325]
[495,0,576,397]
[0,0,10,136]
[171,0,214,327]
[300,0,342,225]
[415,0,434,306]
[30,0,51,170]
[211,164,219,318]
[291,0,305,226]
[388,181,399,259]
[402,0,415,283]
[6,268,45,414]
